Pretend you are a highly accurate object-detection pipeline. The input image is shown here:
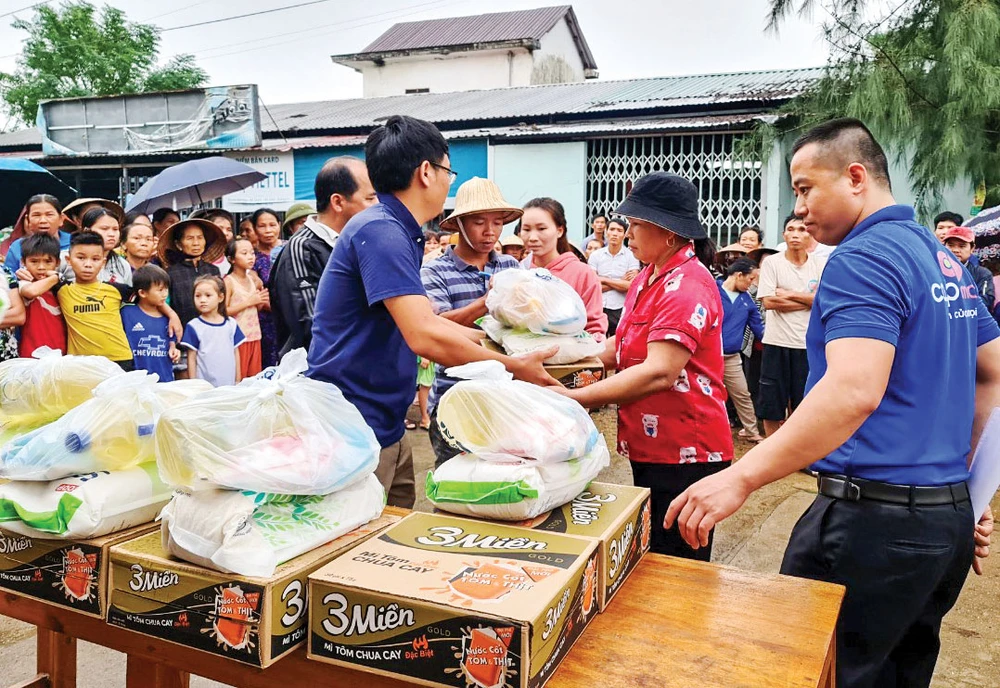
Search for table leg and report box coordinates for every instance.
[126,655,189,688]
[35,628,76,688]
[820,634,836,688]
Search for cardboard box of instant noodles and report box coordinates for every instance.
[0,523,158,618]
[107,510,403,667]
[308,512,600,688]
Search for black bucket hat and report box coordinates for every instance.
[615,172,707,240]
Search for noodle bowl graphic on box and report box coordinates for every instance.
[204,584,261,652]
[57,547,97,602]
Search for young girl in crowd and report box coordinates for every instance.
[519,197,608,340]
[180,275,245,387]
[250,208,282,368]
[224,238,265,378]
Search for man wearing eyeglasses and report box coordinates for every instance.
[306,115,557,508]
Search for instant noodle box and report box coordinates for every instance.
[480,339,604,389]
[0,522,157,618]
[107,510,402,668]
[308,512,601,688]
[508,482,651,611]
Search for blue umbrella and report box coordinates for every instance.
[0,158,77,227]
[125,156,266,214]
[968,206,1000,261]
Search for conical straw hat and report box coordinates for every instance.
[440,177,522,231]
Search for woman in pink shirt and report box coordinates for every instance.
[520,198,608,340]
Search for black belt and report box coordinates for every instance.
[817,474,970,506]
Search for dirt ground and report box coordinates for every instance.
[0,407,995,686]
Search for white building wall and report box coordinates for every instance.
[531,18,586,84]
[359,49,534,97]
[491,141,589,244]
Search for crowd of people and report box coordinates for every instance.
[0,112,997,688]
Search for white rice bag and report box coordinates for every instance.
[478,315,603,365]
[437,376,600,463]
[160,473,386,577]
[156,350,380,495]
[0,348,124,429]
[0,464,170,539]
[426,436,611,520]
[1,374,211,481]
[486,268,588,335]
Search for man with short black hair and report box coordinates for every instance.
[934,210,964,244]
[307,116,555,508]
[271,157,376,356]
[668,118,1000,688]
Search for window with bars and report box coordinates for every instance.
[586,133,762,246]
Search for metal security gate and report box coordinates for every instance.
[587,133,762,246]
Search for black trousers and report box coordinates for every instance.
[630,460,731,561]
[428,407,461,468]
[604,307,622,337]
[781,493,975,688]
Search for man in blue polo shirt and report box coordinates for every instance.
[666,118,1000,687]
[421,177,523,466]
[307,116,555,508]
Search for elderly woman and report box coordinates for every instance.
[558,172,734,560]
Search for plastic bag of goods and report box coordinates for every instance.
[161,473,386,577]
[0,349,124,430]
[0,464,171,539]
[426,435,611,520]
[436,363,600,463]
[478,315,603,365]
[486,268,588,335]
[156,349,380,495]
[0,374,212,481]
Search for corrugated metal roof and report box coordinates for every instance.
[363,6,570,53]
[266,67,822,132]
[334,6,598,72]
[0,67,821,152]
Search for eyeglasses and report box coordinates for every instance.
[429,161,458,184]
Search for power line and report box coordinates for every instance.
[197,0,468,62]
[192,0,454,57]
[0,1,49,21]
[161,0,337,32]
[144,1,203,22]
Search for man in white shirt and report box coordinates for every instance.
[756,213,825,436]
[587,217,640,336]
[271,157,376,357]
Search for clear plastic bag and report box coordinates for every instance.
[156,349,381,495]
[479,315,603,365]
[161,473,386,577]
[426,435,611,520]
[0,349,124,430]
[486,268,588,335]
[0,373,211,481]
[0,464,170,539]
[437,370,600,463]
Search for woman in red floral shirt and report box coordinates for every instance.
[559,172,733,560]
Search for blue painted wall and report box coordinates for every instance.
[293,139,488,202]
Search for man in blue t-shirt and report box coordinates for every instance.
[305,115,555,508]
[666,119,1000,688]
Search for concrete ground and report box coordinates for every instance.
[0,408,996,686]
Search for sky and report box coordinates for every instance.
[0,0,832,120]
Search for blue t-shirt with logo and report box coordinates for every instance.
[807,205,1000,485]
[306,194,427,448]
[120,305,174,382]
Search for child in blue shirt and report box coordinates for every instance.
[121,265,179,381]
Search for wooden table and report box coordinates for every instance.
[1,553,842,688]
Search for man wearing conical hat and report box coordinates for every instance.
[421,177,523,466]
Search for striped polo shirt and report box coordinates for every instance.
[421,246,520,410]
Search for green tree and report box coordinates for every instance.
[0,2,208,126]
[759,0,1000,212]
